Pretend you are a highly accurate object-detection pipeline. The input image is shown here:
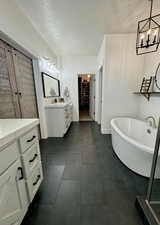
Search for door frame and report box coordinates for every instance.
[77,73,96,121]
[98,66,103,125]
[89,75,96,120]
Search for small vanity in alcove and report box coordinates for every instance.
[42,72,73,137]
[45,102,73,137]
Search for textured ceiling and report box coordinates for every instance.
[13,0,160,56]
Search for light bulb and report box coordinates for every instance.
[154,29,158,36]
[140,34,145,39]
[147,29,151,35]
[87,74,91,78]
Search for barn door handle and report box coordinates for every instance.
[27,135,36,143]
[17,167,24,180]
[15,92,22,96]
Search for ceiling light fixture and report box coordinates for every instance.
[136,0,160,55]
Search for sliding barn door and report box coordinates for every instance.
[12,49,38,118]
[0,40,21,118]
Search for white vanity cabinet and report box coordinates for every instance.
[45,102,73,137]
[0,159,28,225]
[20,127,43,203]
[0,142,28,225]
[0,119,43,225]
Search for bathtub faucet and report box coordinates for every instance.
[145,116,157,128]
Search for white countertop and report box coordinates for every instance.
[0,119,39,148]
[45,102,72,108]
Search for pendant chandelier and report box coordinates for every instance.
[136,0,160,55]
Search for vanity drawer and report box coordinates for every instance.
[27,164,43,202]
[20,127,38,153]
[22,141,41,178]
[0,141,19,175]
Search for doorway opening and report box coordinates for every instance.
[78,74,96,121]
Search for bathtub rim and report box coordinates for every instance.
[111,117,156,155]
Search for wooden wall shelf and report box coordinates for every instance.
[133,92,160,101]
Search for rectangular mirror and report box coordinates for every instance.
[42,72,60,97]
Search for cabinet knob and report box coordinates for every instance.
[17,167,24,180]
[33,175,41,186]
[29,154,38,163]
[27,135,36,143]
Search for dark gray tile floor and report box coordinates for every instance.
[22,122,148,225]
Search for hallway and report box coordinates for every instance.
[79,108,92,121]
[22,122,147,225]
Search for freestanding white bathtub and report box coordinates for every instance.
[111,117,160,177]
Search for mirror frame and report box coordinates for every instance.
[42,72,61,98]
[155,63,160,90]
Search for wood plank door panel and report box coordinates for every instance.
[0,40,20,118]
[12,49,38,118]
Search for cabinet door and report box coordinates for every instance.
[0,40,21,118]
[0,160,28,225]
[12,49,38,118]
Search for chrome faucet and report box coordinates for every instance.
[145,116,157,128]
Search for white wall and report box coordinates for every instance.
[61,56,97,121]
[0,0,59,139]
[98,34,144,134]
[0,0,56,60]
[138,50,160,125]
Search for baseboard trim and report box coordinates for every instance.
[101,127,111,134]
